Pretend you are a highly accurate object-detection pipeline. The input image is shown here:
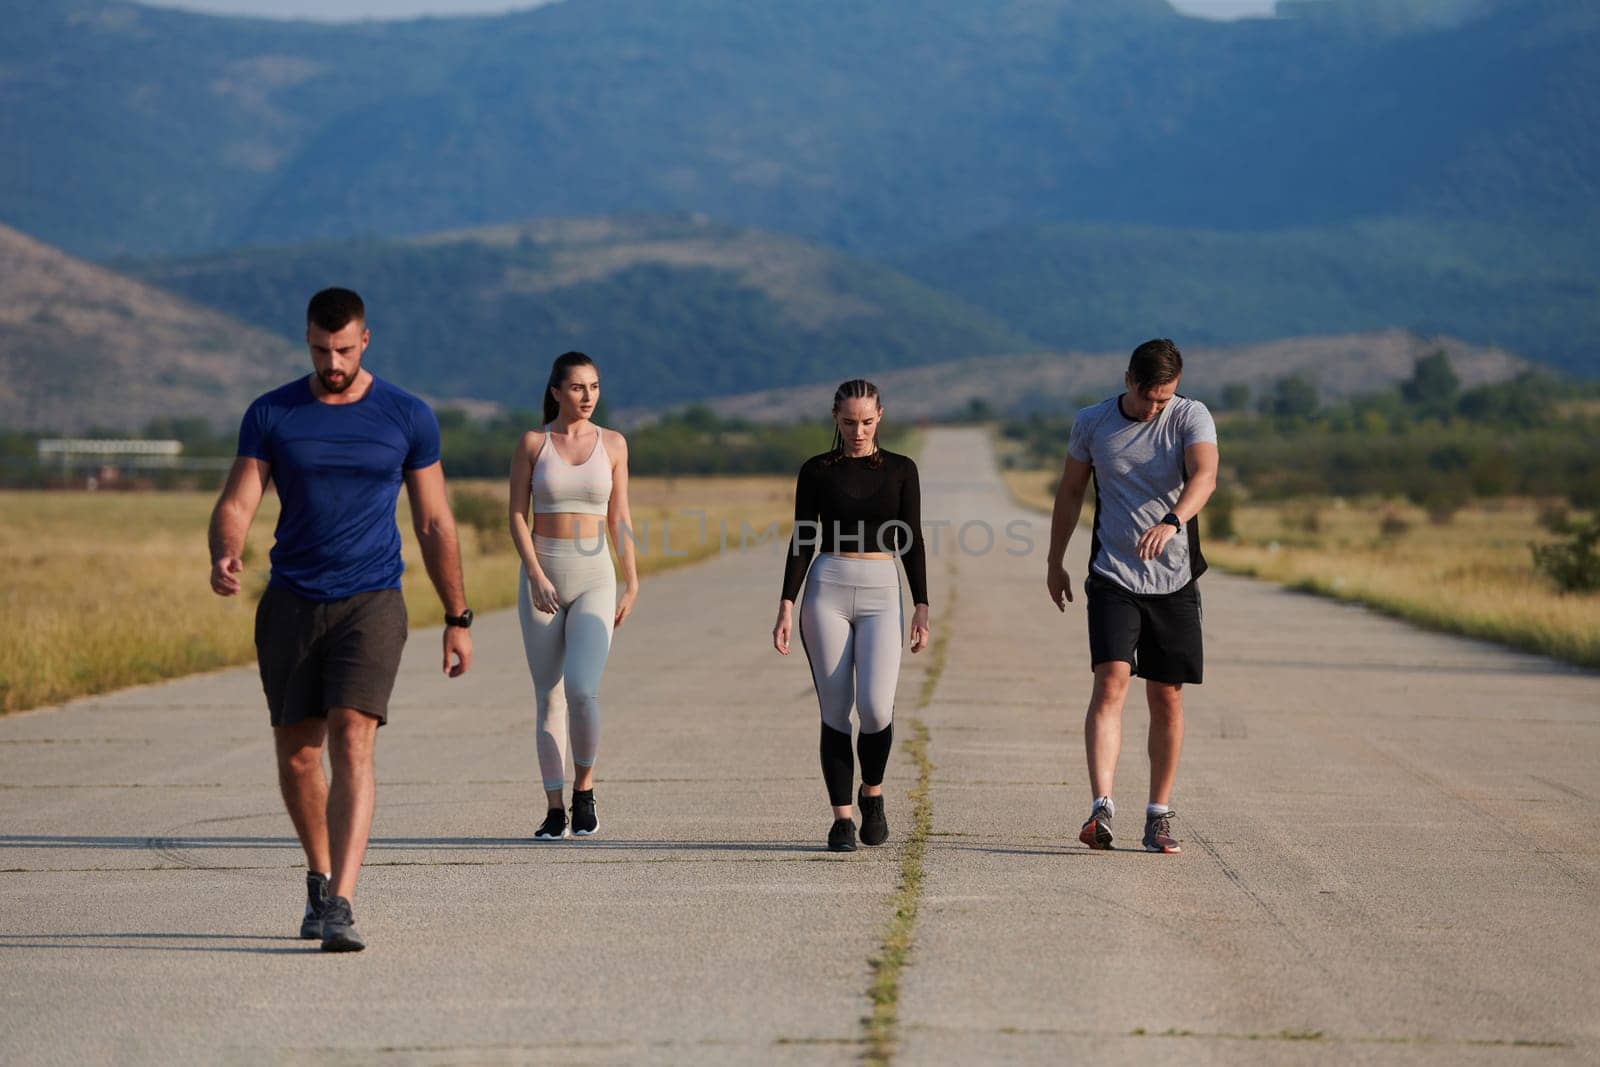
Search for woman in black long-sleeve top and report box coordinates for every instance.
[772,379,931,852]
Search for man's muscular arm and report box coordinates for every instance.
[209,457,270,596]
[1135,441,1220,561]
[404,461,473,677]
[1046,455,1093,611]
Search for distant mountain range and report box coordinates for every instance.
[892,218,1600,376]
[0,223,302,432]
[4,0,1595,259]
[1,0,1595,421]
[0,218,1531,432]
[125,216,1034,410]
[701,330,1532,424]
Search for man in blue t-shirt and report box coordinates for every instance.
[1045,339,1220,856]
[208,287,474,952]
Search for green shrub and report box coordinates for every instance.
[451,489,507,554]
[1378,510,1412,540]
[1206,487,1237,541]
[1538,501,1572,533]
[1531,517,1600,594]
[1421,487,1467,526]
[1284,503,1321,537]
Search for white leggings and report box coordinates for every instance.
[798,555,904,734]
[518,534,616,791]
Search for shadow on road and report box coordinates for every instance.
[1,834,834,854]
[0,932,311,955]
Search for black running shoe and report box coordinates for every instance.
[534,807,568,840]
[1143,809,1181,854]
[827,816,857,853]
[319,895,365,953]
[299,871,329,940]
[858,786,889,847]
[1079,801,1114,850]
[570,789,598,837]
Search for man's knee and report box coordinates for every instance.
[274,722,325,778]
[326,708,379,765]
[278,744,323,783]
[1147,682,1184,720]
[1091,662,1133,705]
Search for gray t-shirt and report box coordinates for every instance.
[1067,394,1218,595]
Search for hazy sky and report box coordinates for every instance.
[141,0,1281,23]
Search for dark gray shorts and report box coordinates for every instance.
[1085,572,1203,686]
[254,585,409,727]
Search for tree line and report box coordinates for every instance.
[0,407,840,489]
[1002,356,1599,510]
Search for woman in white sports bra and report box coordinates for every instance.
[509,351,639,840]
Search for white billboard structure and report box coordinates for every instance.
[35,439,230,485]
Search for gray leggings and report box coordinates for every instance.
[517,534,616,792]
[798,555,904,734]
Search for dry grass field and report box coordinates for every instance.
[0,476,792,714]
[1002,468,1600,669]
[14,454,1587,714]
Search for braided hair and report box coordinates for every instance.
[825,378,885,468]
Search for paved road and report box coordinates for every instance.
[2,428,1596,1064]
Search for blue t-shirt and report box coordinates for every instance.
[237,375,441,602]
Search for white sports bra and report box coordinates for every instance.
[530,427,613,516]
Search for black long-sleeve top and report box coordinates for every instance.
[781,449,929,606]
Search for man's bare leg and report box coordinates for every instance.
[326,706,380,901]
[1146,681,1184,807]
[1085,661,1132,800]
[1079,661,1132,848]
[274,719,331,874]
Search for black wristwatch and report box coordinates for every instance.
[1160,512,1182,531]
[445,608,474,629]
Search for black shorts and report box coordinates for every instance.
[1084,572,1203,685]
[254,585,409,727]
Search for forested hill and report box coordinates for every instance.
[4,0,1596,383]
[892,219,1600,377]
[125,217,1035,410]
[0,223,303,432]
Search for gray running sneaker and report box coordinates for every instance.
[1079,801,1114,850]
[320,895,365,953]
[299,871,329,940]
[1143,810,1181,854]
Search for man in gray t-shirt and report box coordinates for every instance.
[1045,339,1220,855]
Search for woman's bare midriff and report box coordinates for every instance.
[831,551,893,560]
[531,513,608,540]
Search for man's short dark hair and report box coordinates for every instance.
[1128,338,1182,390]
[307,288,365,332]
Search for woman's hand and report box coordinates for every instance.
[526,568,560,614]
[614,584,638,628]
[909,603,930,653]
[773,600,794,655]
